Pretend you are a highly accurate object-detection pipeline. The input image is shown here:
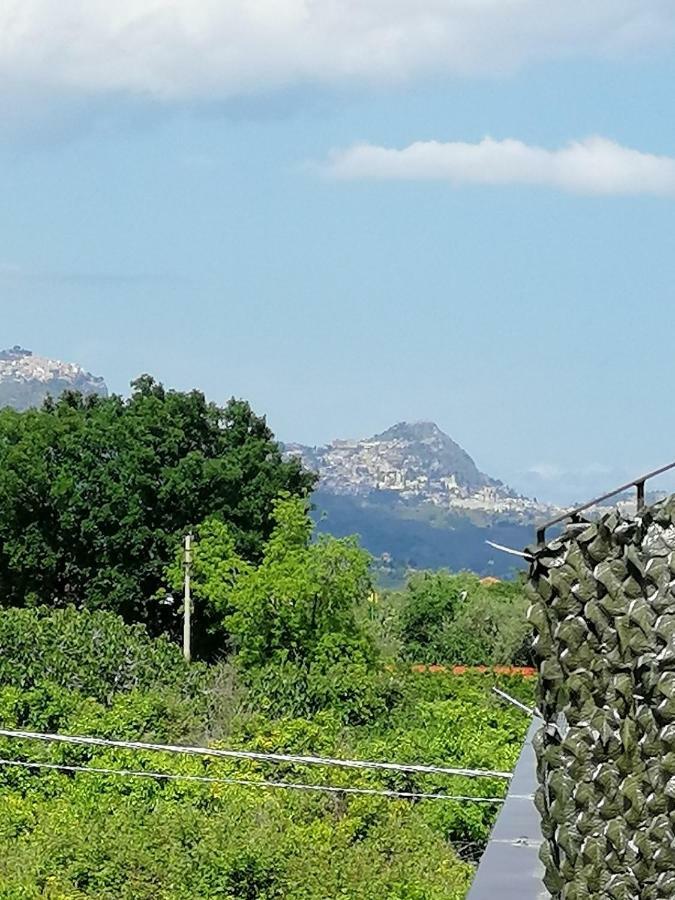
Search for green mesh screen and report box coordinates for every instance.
[527,497,675,899]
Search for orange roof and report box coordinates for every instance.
[411,664,536,677]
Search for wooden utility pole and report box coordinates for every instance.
[183,533,192,663]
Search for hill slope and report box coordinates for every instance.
[0,346,108,410]
[311,489,534,581]
[286,422,553,580]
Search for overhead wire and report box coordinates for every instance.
[491,687,536,717]
[0,727,513,780]
[0,757,512,804]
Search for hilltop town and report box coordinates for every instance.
[286,421,554,524]
[0,346,108,411]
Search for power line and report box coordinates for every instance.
[0,728,513,780]
[0,757,510,804]
[492,687,536,717]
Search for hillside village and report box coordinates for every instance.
[0,346,108,411]
[286,421,556,524]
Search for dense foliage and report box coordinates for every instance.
[0,606,203,703]
[379,570,533,666]
[0,382,536,898]
[0,378,314,630]
[168,497,384,717]
[0,608,533,900]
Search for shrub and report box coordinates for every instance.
[0,607,203,703]
[245,635,403,724]
[394,571,532,665]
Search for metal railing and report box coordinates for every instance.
[535,460,675,546]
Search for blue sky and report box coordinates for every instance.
[2,2,675,504]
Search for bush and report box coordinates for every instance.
[397,571,472,660]
[0,788,474,900]
[0,607,203,703]
[0,666,532,897]
[440,588,533,666]
[245,635,403,725]
[0,571,534,898]
[394,571,532,666]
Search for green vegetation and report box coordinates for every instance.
[0,606,532,899]
[0,377,314,639]
[0,383,535,898]
[166,497,386,722]
[382,570,534,667]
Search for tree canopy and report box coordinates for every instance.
[168,497,377,694]
[0,377,315,629]
[394,570,532,666]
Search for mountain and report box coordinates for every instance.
[286,420,549,522]
[0,347,108,411]
[288,420,493,496]
[371,421,491,490]
[286,422,556,581]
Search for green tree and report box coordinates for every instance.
[439,578,532,666]
[169,498,384,716]
[171,497,373,667]
[396,571,532,666]
[0,378,315,630]
[397,571,474,660]
[227,497,373,670]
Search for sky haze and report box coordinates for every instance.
[3,1,675,504]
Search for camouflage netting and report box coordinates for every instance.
[526,496,675,900]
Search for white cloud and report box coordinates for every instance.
[520,461,620,505]
[321,136,675,195]
[527,462,613,482]
[528,463,566,482]
[1,1,674,108]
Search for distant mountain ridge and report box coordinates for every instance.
[0,346,108,411]
[370,421,494,490]
[286,421,556,581]
[285,420,548,522]
[0,350,546,577]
